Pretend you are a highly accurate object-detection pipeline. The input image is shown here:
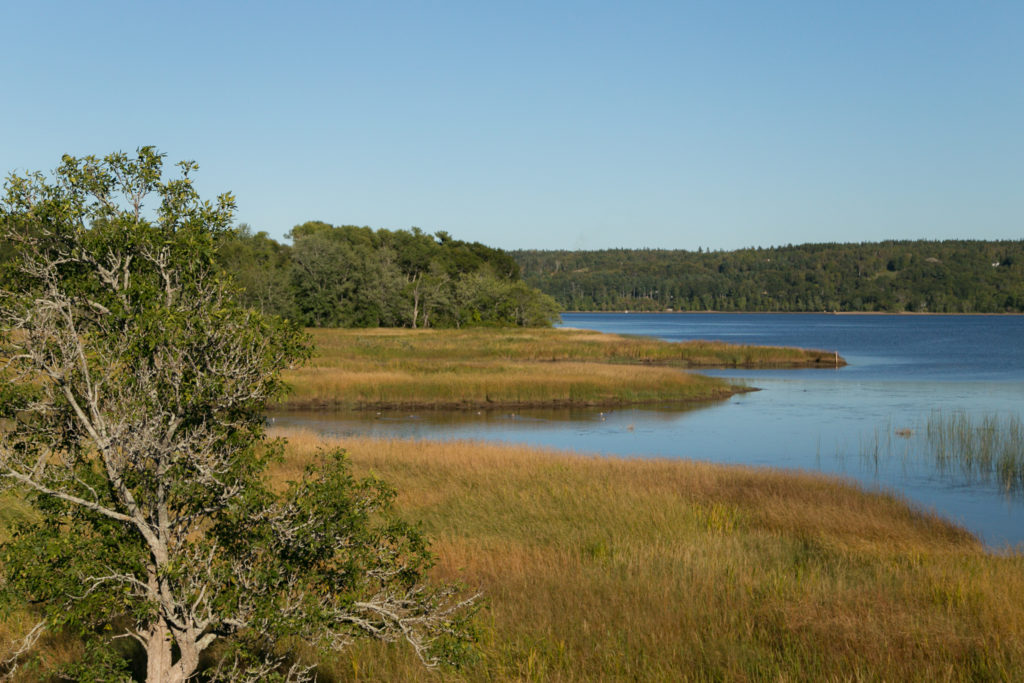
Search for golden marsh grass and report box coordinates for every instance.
[4,430,1022,680]
[268,428,1024,682]
[279,328,844,410]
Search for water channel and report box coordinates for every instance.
[273,313,1024,549]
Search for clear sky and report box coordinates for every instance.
[2,1,1021,251]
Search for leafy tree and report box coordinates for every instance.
[406,261,452,329]
[452,270,560,327]
[355,245,406,327]
[0,149,474,681]
[217,224,296,318]
[493,280,560,327]
[290,230,361,327]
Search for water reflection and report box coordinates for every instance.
[270,400,722,445]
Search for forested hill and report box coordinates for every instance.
[513,240,1024,313]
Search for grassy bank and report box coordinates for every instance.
[267,430,1024,681]
[278,327,843,410]
[4,432,1022,679]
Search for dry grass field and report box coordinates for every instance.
[3,429,1021,680]
[278,328,844,410]
[269,429,1024,682]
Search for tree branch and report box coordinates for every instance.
[0,469,135,524]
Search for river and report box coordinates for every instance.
[273,313,1024,549]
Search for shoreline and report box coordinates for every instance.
[274,384,758,413]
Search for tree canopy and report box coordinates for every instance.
[219,223,560,328]
[0,149,474,681]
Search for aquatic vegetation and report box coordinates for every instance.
[925,412,1024,494]
[858,412,1024,497]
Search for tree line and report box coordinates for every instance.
[513,240,1024,313]
[219,221,560,327]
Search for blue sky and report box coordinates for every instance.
[2,1,1021,250]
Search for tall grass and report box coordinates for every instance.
[5,430,1021,680]
[265,429,1024,681]
[279,328,843,410]
[303,327,843,367]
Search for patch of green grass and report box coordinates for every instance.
[0,493,35,543]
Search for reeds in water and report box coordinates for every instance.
[858,412,1024,496]
[925,412,1024,494]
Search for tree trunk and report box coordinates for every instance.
[410,276,421,329]
[145,618,201,683]
[145,562,201,683]
[145,617,176,683]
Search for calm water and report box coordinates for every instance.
[274,313,1024,548]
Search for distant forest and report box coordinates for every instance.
[219,222,560,327]
[513,241,1024,313]
[219,230,1023,322]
